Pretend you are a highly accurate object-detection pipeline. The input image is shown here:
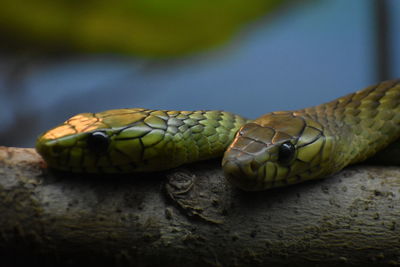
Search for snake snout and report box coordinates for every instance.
[222,149,263,191]
[36,139,64,158]
[36,134,79,171]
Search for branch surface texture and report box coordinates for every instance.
[0,146,399,266]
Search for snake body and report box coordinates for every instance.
[36,79,400,191]
[36,109,248,173]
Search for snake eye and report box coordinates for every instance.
[87,131,110,154]
[278,141,295,165]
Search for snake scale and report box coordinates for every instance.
[36,79,400,191]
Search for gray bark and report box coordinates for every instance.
[0,146,399,266]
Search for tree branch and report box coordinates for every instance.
[0,146,399,266]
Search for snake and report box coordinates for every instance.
[36,79,400,191]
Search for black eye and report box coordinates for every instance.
[87,131,109,154]
[278,141,295,165]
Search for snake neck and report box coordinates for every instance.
[301,79,400,170]
[162,110,249,168]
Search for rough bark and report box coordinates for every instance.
[0,146,399,267]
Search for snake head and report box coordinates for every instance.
[36,109,170,173]
[222,112,333,191]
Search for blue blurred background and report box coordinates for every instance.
[0,0,399,147]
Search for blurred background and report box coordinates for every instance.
[0,0,399,147]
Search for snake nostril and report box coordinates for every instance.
[223,159,239,175]
[250,161,260,173]
[223,160,242,184]
[51,145,64,156]
[223,159,261,191]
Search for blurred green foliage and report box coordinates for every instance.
[0,0,287,56]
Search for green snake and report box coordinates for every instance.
[36,79,400,191]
